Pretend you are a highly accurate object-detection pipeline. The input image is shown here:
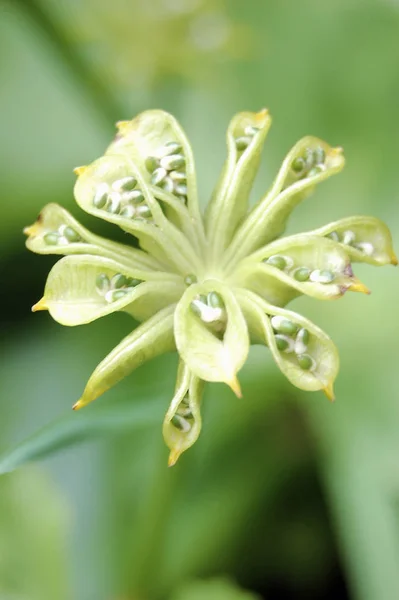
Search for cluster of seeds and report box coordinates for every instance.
[235,125,260,152]
[170,394,193,433]
[271,316,316,371]
[264,254,335,284]
[327,229,374,256]
[92,176,152,220]
[43,225,82,246]
[190,291,226,331]
[291,146,326,179]
[144,141,188,203]
[95,272,142,304]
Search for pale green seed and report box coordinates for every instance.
[244,125,260,136]
[199,294,208,305]
[107,192,121,214]
[327,231,340,242]
[124,190,145,204]
[96,273,110,294]
[43,232,59,245]
[63,226,81,243]
[160,177,174,194]
[151,167,167,186]
[265,255,287,270]
[297,354,314,371]
[113,176,137,191]
[111,273,127,289]
[184,274,198,286]
[235,136,252,151]
[293,267,311,282]
[297,328,310,345]
[136,204,152,219]
[208,291,224,308]
[93,187,108,208]
[304,148,315,170]
[120,205,135,218]
[160,154,186,171]
[175,183,187,196]
[170,171,186,182]
[313,147,326,164]
[343,230,356,245]
[145,156,159,173]
[125,278,142,288]
[291,157,305,173]
[310,269,335,284]
[177,406,193,418]
[162,141,183,154]
[271,316,298,336]
[176,195,187,204]
[107,289,128,302]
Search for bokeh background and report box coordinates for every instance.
[0,0,398,598]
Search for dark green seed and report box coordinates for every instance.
[163,141,183,154]
[93,188,108,208]
[271,316,298,336]
[43,232,59,245]
[171,415,190,432]
[184,274,198,286]
[114,176,137,191]
[275,335,289,351]
[313,147,326,164]
[297,328,309,345]
[96,273,110,294]
[160,154,186,171]
[208,291,224,308]
[127,278,142,287]
[265,255,287,270]
[235,136,252,151]
[145,156,159,173]
[151,167,167,186]
[293,267,311,282]
[297,354,314,370]
[291,157,305,173]
[63,226,81,243]
[111,273,127,288]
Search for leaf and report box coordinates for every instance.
[34,254,183,325]
[74,304,176,409]
[309,215,398,266]
[205,108,272,259]
[223,137,345,267]
[231,234,369,304]
[237,289,339,399]
[174,281,249,395]
[0,396,164,475]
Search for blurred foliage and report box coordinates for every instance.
[0,0,398,599]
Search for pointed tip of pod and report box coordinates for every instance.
[349,279,371,295]
[227,375,242,398]
[73,165,88,176]
[168,448,182,467]
[323,383,335,402]
[116,120,130,132]
[390,252,398,266]
[255,107,270,123]
[23,224,38,237]
[32,298,48,312]
[72,399,84,411]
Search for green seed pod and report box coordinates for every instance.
[235,136,252,151]
[95,273,110,295]
[43,232,60,245]
[145,156,159,173]
[265,254,287,270]
[291,157,305,173]
[207,291,225,308]
[111,273,127,289]
[112,176,137,191]
[151,167,167,186]
[63,226,81,243]
[293,266,311,282]
[93,184,109,209]
[271,315,298,336]
[297,353,315,371]
[275,334,294,352]
[310,269,335,284]
[313,147,326,164]
[160,154,186,171]
[184,274,198,286]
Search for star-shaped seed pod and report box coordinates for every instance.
[24,108,397,465]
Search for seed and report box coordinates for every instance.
[354,242,374,256]
[151,167,167,186]
[313,147,326,164]
[304,148,315,170]
[343,230,356,245]
[175,183,187,196]
[271,316,298,336]
[177,406,193,418]
[93,184,109,208]
[123,190,145,204]
[293,267,311,282]
[244,125,260,136]
[307,165,323,177]
[310,269,335,284]
[275,334,294,352]
[145,156,159,173]
[160,177,174,194]
[296,327,310,346]
[125,278,142,288]
[171,414,191,432]
[63,226,81,243]
[96,273,110,294]
[295,328,309,355]
[207,291,224,308]
[112,176,137,191]
[136,204,152,219]
[161,141,183,155]
[120,205,135,218]
[43,232,59,245]
[265,255,287,270]
[107,191,121,214]
[184,274,198,286]
[235,136,252,151]
[291,157,305,173]
[170,171,186,182]
[105,289,128,303]
[297,353,315,371]
[327,231,340,242]
[111,273,127,289]
[160,154,186,171]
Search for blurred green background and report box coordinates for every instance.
[0,0,398,598]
